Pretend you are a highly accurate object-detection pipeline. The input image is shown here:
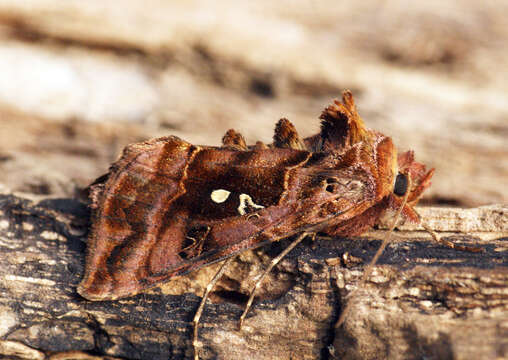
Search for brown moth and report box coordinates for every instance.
[78,90,435,358]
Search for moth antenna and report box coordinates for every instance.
[238,232,311,329]
[193,256,236,360]
[273,118,306,150]
[335,177,412,329]
[414,210,483,253]
[222,129,247,150]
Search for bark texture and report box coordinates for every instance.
[0,194,506,360]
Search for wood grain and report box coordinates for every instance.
[0,194,506,359]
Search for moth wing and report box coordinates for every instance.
[78,136,198,300]
[78,137,312,300]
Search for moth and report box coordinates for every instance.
[78,91,437,359]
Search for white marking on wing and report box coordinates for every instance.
[238,194,264,215]
[211,189,231,203]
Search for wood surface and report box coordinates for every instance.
[0,194,506,359]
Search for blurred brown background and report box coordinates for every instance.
[0,0,506,206]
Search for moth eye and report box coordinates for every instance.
[394,173,408,196]
[325,178,338,192]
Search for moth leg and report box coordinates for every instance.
[184,227,210,254]
[194,227,210,256]
[182,236,198,252]
[193,256,236,360]
[181,226,211,259]
[412,208,483,253]
[238,232,311,329]
[421,223,483,253]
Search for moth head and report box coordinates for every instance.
[389,151,435,222]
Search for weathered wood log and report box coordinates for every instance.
[0,194,506,359]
